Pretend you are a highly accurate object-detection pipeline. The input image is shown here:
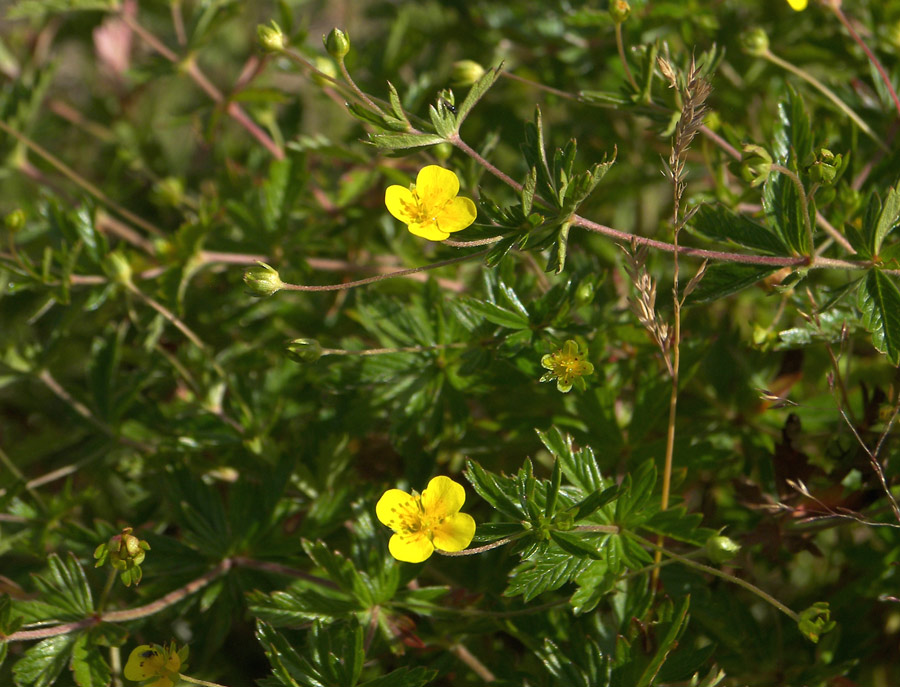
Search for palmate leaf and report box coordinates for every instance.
[689,204,788,255]
[70,634,111,687]
[686,263,779,304]
[763,169,810,256]
[857,269,900,365]
[12,634,78,687]
[30,553,94,620]
[506,544,592,602]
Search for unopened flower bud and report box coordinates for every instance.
[433,142,453,162]
[243,262,283,297]
[706,535,741,564]
[807,148,841,185]
[4,209,25,233]
[258,21,286,52]
[286,338,323,364]
[741,28,769,57]
[740,143,773,188]
[450,60,485,88]
[104,251,133,286]
[324,28,350,59]
[609,0,631,23]
[311,56,338,86]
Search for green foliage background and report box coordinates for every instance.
[2,0,900,686]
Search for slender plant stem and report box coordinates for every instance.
[500,70,577,101]
[321,343,469,356]
[280,250,488,291]
[7,560,233,641]
[0,446,46,509]
[338,57,385,114]
[451,644,496,682]
[120,12,284,159]
[96,570,118,614]
[178,675,229,687]
[0,118,164,237]
[762,49,884,148]
[631,534,800,622]
[830,5,900,119]
[435,536,518,556]
[615,23,639,92]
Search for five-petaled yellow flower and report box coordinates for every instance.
[786,0,807,10]
[385,165,477,241]
[540,340,594,393]
[376,476,476,563]
[124,643,183,687]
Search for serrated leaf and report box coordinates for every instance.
[31,554,94,620]
[506,546,591,601]
[689,204,788,255]
[686,263,778,303]
[763,170,810,255]
[873,187,900,255]
[456,297,530,329]
[858,269,900,364]
[360,667,436,687]
[453,64,503,127]
[549,530,607,560]
[13,634,78,687]
[367,132,446,150]
[773,88,813,164]
[71,634,110,687]
[465,460,524,520]
[636,596,690,687]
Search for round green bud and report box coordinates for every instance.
[243,262,284,297]
[433,142,453,162]
[575,280,596,307]
[311,56,338,87]
[705,535,741,564]
[324,28,350,59]
[609,0,631,23]
[450,60,486,88]
[258,21,286,52]
[741,28,769,57]
[4,209,25,233]
[286,338,323,364]
[152,177,184,208]
[104,251,133,286]
[740,143,773,188]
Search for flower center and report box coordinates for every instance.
[404,191,441,226]
[393,496,444,539]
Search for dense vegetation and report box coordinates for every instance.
[2,1,900,686]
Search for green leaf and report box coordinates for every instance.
[360,667,436,687]
[763,170,810,255]
[13,634,78,687]
[465,460,525,521]
[873,186,900,255]
[31,554,94,620]
[570,485,619,522]
[857,269,900,364]
[506,545,591,601]
[456,297,530,329]
[453,64,503,128]
[773,88,813,164]
[536,427,604,493]
[71,634,110,687]
[636,596,691,687]
[689,204,788,255]
[367,132,446,150]
[549,530,607,560]
[686,263,779,303]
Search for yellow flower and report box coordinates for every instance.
[786,0,807,10]
[540,340,594,393]
[376,476,476,563]
[124,644,183,687]
[385,165,477,241]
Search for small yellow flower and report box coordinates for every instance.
[376,476,476,563]
[385,165,477,241]
[124,644,183,687]
[540,340,594,393]
[786,0,807,10]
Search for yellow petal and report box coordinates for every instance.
[124,646,163,681]
[435,196,477,234]
[376,489,417,531]
[385,185,417,223]
[415,166,459,212]
[421,476,465,521]
[389,532,434,563]
[407,221,450,241]
[786,0,807,9]
[432,512,476,553]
